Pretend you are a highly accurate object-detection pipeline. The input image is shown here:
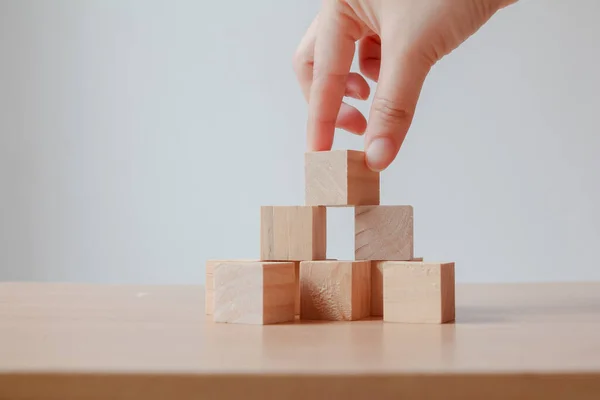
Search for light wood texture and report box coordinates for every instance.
[2,282,600,399]
[305,150,380,206]
[214,261,296,325]
[300,260,371,321]
[355,205,414,261]
[295,259,337,315]
[383,261,455,323]
[205,259,255,315]
[370,258,426,316]
[292,261,300,315]
[371,261,385,316]
[260,206,326,261]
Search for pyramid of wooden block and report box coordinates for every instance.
[213,261,296,325]
[208,149,455,325]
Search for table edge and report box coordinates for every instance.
[1,372,599,400]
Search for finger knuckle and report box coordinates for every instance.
[312,109,338,126]
[312,69,346,87]
[292,50,303,72]
[293,47,313,73]
[371,97,411,125]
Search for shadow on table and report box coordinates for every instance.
[457,300,600,324]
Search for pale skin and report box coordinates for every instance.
[294,0,518,171]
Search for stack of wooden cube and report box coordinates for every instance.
[206,150,455,325]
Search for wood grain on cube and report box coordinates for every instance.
[300,260,371,321]
[355,206,414,261]
[370,261,384,317]
[305,150,347,205]
[383,261,455,324]
[260,206,326,261]
[291,261,300,315]
[346,150,380,205]
[305,150,379,206]
[214,261,296,325]
[370,258,425,316]
[295,259,336,315]
[205,259,255,315]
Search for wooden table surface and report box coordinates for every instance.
[1,282,600,399]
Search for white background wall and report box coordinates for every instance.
[1,0,599,284]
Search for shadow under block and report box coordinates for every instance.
[300,260,371,321]
[355,205,414,261]
[260,206,326,261]
[383,261,455,324]
[213,261,296,325]
[305,150,380,206]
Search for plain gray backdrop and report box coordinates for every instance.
[1,0,599,283]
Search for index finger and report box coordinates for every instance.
[307,2,361,151]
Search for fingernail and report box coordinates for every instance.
[366,137,395,171]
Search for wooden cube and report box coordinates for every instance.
[370,257,425,316]
[284,260,301,316]
[294,259,338,315]
[383,261,455,324]
[355,206,414,261]
[205,259,255,315]
[294,261,300,315]
[370,261,385,317]
[214,261,296,325]
[300,260,371,321]
[305,150,379,206]
[260,206,326,261]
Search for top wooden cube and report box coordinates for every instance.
[305,150,380,206]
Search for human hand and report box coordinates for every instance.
[294,0,517,171]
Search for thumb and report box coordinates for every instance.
[364,46,431,171]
